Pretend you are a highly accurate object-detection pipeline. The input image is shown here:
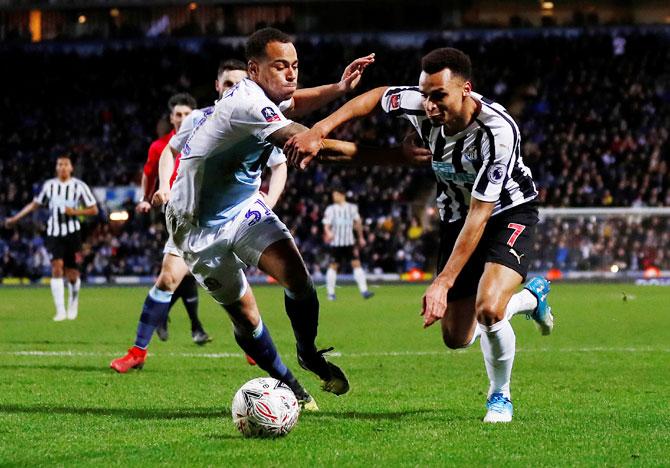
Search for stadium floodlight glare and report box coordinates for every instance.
[110,8,120,18]
[109,210,129,222]
[542,1,554,9]
[78,15,86,24]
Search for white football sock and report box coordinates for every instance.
[353,267,368,293]
[465,324,482,348]
[326,268,337,295]
[505,289,537,320]
[67,278,81,319]
[50,278,66,318]
[479,319,516,399]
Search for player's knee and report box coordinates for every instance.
[285,277,315,301]
[475,299,505,326]
[283,267,312,295]
[156,270,179,291]
[51,262,64,277]
[442,331,469,350]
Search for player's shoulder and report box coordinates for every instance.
[222,79,277,117]
[184,109,203,124]
[225,79,265,102]
[42,177,57,186]
[382,85,424,114]
[70,177,89,186]
[475,93,518,136]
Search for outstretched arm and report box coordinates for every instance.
[269,121,430,168]
[284,54,376,119]
[283,86,389,167]
[421,198,495,328]
[4,200,40,228]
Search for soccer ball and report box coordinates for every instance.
[231,377,300,438]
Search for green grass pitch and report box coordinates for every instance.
[0,283,668,466]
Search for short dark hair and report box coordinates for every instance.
[421,47,472,81]
[167,93,197,113]
[218,59,246,77]
[331,184,346,195]
[56,153,73,164]
[246,27,292,61]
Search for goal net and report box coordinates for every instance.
[533,207,670,282]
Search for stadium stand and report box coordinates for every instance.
[1,28,669,280]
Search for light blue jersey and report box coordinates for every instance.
[169,79,291,227]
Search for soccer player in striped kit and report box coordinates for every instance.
[322,187,373,301]
[4,155,98,321]
[285,47,554,423]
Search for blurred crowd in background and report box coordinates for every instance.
[1,29,669,280]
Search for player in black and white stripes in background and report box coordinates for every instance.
[322,187,373,301]
[284,47,555,423]
[4,155,98,321]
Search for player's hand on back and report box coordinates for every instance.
[151,189,170,207]
[338,53,375,93]
[284,128,324,170]
[401,132,432,165]
[421,277,450,328]
[135,200,152,214]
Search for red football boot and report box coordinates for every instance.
[110,346,147,373]
[245,354,257,366]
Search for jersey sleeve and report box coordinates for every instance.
[380,86,426,130]
[278,98,294,113]
[169,111,200,152]
[34,181,50,205]
[471,119,516,203]
[267,147,287,167]
[322,206,333,225]
[76,181,98,207]
[230,93,292,142]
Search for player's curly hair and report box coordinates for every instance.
[167,93,197,112]
[421,48,472,81]
[246,27,292,60]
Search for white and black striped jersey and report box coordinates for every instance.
[322,202,360,247]
[34,178,97,237]
[381,87,537,223]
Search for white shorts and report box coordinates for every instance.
[166,194,293,305]
[163,233,182,257]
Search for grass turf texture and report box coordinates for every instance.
[0,283,668,466]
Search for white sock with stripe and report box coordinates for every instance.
[505,289,537,320]
[479,318,516,399]
[67,278,81,318]
[326,268,337,295]
[353,267,368,293]
[50,278,66,318]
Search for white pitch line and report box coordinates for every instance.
[0,347,668,359]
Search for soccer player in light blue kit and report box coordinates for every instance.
[163,28,372,409]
